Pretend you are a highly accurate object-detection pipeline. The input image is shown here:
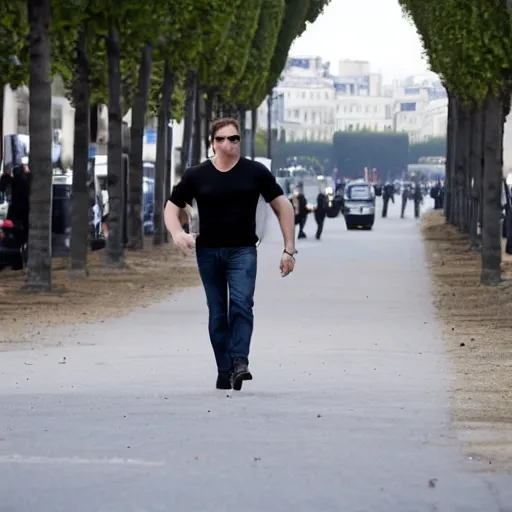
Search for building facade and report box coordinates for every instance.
[262,57,436,142]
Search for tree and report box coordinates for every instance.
[126,43,152,250]
[149,0,211,243]
[24,0,53,291]
[69,22,91,278]
[399,0,512,284]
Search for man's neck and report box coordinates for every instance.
[213,154,240,172]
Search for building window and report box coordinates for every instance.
[294,109,299,119]
[400,102,416,111]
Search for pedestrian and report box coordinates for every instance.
[430,180,444,210]
[412,182,423,218]
[164,117,296,391]
[314,191,328,240]
[401,183,410,218]
[294,183,309,239]
[381,182,395,218]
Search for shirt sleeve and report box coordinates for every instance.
[259,166,283,203]
[169,169,195,208]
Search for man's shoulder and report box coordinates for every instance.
[239,157,271,175]
[185,159,212,176]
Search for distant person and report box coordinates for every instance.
[382,182,395,218]
[314,191,328,240]
[412,182,423,218]
[293,183,309,239]
[164,117,295,391]
[430,181,444,209]
[401,183,410,218]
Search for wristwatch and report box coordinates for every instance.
[283,249,297,258]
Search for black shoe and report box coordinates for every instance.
[231,359,252,391]
[216,371,232,390]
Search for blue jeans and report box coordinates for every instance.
[196,247,257,373]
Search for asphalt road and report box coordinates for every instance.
[1,199,511,512]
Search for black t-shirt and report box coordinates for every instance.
[169,158,283,248]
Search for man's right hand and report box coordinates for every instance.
[172,231,196,252]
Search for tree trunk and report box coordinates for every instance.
[0,86,4,166]
[250,108,257,159]
[239,108,247,156]
[105,23,124,268]
[456,106,470,233]
[179,70,195,174]
[127,43,152,250]
[444,92,454,221]
[469,103,483,249]
[164,115,173,243]
[266,95,272,160]
[69,26,90,278]
[153,61,173,246]
[192,78,202,166]
[24,0,53,292]
[481,92,504,285]
[204,93,213,157]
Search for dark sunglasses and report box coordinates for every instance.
[214,135,240,143]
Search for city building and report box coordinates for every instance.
[416,97,448,142]
[258,56,336,142]
[261,58,402,141]
[392,74,448,142]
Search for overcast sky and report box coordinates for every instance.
[290,0,430,83]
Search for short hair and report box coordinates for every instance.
[209,118,240,140]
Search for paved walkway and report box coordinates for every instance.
[1,200,511,512]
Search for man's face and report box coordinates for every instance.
[212,124,241,158]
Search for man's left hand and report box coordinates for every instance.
[280,251,295,277]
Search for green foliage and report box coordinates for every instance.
[305,0,331,24]
[0,1,28,89]
[263,0,311,99]
[235,0,285,109]
[399,0,512,105]
[220,0,263,103]
[333,131,409,179]
[196,1,242,85]
[409,137,447,163]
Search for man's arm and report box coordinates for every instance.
[164,200,185,238]
[270,195,295,253]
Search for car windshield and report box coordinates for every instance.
[347,185,373,200]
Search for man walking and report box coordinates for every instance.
[164,118,296,391]
[314,190,328,240]
[381,182,395,218]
